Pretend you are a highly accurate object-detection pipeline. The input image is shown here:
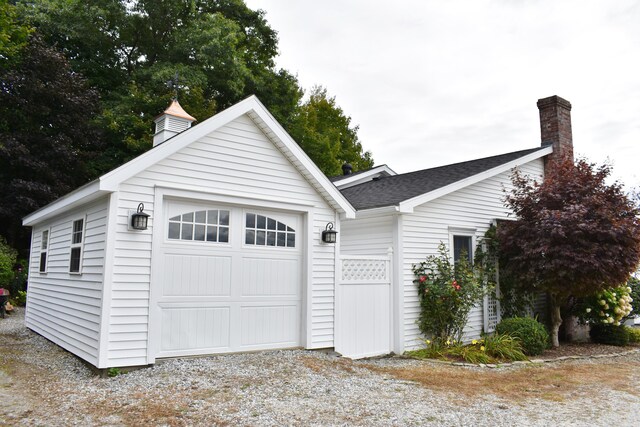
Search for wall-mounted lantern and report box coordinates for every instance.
[321,222,338,243]
[130,203,150,231]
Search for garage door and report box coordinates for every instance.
[155,200,303,358]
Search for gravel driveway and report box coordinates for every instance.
[2,308,639,426]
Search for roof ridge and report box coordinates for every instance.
[389,147,543,180]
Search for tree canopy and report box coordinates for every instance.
[0,0,31,68]
[15,0,372,173]
[498,156,640,346]
[0,0,375,254]
[288,87,373,176]
[0,35,103,248]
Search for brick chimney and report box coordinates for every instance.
[537,95,573,160]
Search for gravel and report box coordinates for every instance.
[2,308,639,426]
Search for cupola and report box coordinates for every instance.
[153,99,196,147]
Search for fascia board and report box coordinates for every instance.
[351,205,400,219]
[398,146,552,213]
[248,97,357,219]
[22,180,105,226]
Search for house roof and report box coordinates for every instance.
[23,96,356,226]
[339,146,552,212]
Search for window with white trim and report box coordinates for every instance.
[245,213,295,247]
[69,219,84,273]
[168,209,230,243]
[39,230,49,273]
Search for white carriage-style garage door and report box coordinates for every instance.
[155,199,303,358]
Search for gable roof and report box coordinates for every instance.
[339,146,552,212]
[23,96,356,226]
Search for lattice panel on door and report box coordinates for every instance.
[341,259,388,282]
[486,293,498,332]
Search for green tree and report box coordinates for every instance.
[0,35,103,252]
[288,86,373,176]
[18,0,304,167]
[497,156,640,347]
[0,0,31,68]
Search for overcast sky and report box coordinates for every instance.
[244,0,640,189]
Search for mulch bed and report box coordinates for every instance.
[540,342,640,359]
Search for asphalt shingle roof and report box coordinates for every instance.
[338,147,546,210]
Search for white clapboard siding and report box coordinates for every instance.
[340,215,394,256]
[107,114,337,366]
[25,198,109,366]
[401,159,544,349]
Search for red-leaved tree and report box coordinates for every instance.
[498,156,640,347]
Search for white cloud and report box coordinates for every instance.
[246,0,640,188]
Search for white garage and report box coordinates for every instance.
[23,96,356,368]
[155,199,304,357]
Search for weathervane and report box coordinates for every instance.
[166,72,180,100]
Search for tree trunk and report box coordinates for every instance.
[550,295,562,348]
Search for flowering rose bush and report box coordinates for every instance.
[412,243,487,342]
[576,285,633,326]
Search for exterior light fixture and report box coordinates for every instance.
[130,203,150,230]
[321,222,338,243]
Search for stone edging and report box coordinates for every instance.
[400,347,640,369]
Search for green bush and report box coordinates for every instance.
[575,285,633,326]
[10,290,27,307]
[412,243,488,342]
[589,323,630,346]
[482,333,527,361]
[626,327,640,344]
[495,317,550,356]
[0,236,17,288]
[406,334,527,364]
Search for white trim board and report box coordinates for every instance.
[333,165,397,189]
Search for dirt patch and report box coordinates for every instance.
[365,359,640,403]
[2,308,640,426]
[301,355,357,374]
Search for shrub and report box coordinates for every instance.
[589,323,630,346]
[0,236,17,288]
[10,290,27,307]
[482,333,527,361]
[626,327,640,344]
[107,367,122,377]
[625,276,640,321]
[495,317,550,355]
[575,285,633,326]
[406,335,527,364]
[412,243,488,342]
